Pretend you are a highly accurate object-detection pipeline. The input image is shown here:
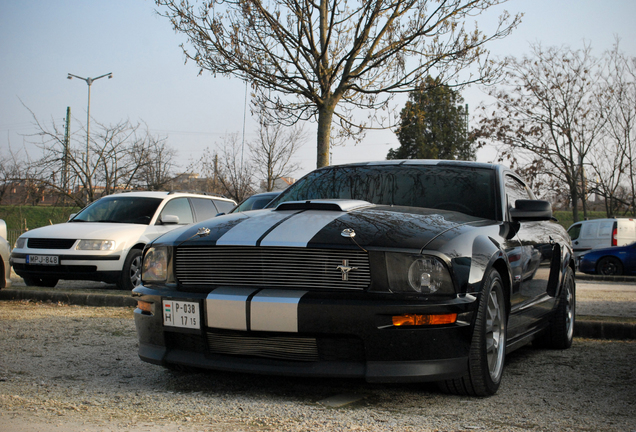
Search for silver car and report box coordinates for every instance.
[0,219,12,289]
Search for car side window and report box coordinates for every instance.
[191,198,219,221]
[213,199,235,214]
[160,198,193,225]
[504,175,532,209]
[568,224,581,241]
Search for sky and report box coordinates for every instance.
[1,0,636,181]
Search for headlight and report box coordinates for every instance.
[142,247,168,282]
[15,237,26,249]
[386,253,455,294]
[76,240,116,251]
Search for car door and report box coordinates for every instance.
[144,197,195,243]
[505,174,558,337]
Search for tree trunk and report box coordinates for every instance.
[570,180,580,223]
[316,104,335,168]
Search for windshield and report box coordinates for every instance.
[70,196,163,224]
[269,164,497,220]
[231,193,280,213]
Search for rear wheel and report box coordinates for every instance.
[118,249,142,290]
[597,257,623,275]
[535,267,575,349]
[22,276,59,287]
[439,269,506,396]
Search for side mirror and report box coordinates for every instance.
[0,219,7,240]
[510,199,552,222]
[160,214,180,225]
[69,213,77,221]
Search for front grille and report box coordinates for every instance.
[208,332,319,361]
[175,246,370,290]
[28,238,76,249]
[206,330,366,362]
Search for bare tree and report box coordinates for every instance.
[216,134,255,202]
[249,119,305,191]
[590,40,636,216]
[20,108,177,206]
[476,43,605,223]
[155,0,520,168]
[187,134,256,202]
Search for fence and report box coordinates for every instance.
[7,229,22,250]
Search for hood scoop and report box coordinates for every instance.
[274,199,374,212]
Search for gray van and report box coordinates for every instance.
[567,218,636,258]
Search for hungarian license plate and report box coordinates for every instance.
[162,300,200,329]
[27,255,59,265]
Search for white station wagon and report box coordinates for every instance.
[10,191,235,289]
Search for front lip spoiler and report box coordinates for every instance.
[138,343,468,382]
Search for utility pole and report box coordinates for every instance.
[63,107,71,196]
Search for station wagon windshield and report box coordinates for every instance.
[272,165,497,220]
[71,197,163,225]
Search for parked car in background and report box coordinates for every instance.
[578,242,636,275]
[10,191,235,289]
[133,160,575,396]
[0,219,12,289]
[567,218,636,258]
[229,191,281,213]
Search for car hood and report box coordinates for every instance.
[153,199,498,252]
[19,222,148,246]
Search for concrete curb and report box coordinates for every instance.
[0,289,137,308]
[1,288,634,340]
[575,274,636,283]
[574,319,636,340]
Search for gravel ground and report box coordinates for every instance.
[1,300,635,432]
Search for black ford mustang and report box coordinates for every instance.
[133,160,575,396]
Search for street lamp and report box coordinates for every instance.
[67,72,113,195]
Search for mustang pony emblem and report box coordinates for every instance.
[337,259,358,281]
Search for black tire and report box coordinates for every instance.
[439,269,507,397]
[22,276,59,287]
[118,249,142,290]
[597,256,623,275]
[535,267,575,349]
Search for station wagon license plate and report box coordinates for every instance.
[162,300,200,329]
[27,255,59,265]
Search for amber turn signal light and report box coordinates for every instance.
[392,313,457,326]
[137,301,152,313]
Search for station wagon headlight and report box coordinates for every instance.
[76,240,116,251]
[15,237,26,249]
[142,247,168,282]
[386,253,454,295]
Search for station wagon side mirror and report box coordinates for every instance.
[160,214,180,225]
[510,199,552,222]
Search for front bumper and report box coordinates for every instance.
[11,251,123,283]
[133,285,479,383]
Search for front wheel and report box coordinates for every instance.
[118,249,142,290]
[439,269,507,396]
[597,256,623,275]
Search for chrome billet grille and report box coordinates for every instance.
[175,246,370,290]
[27,238,76,249]
[207,332,319,362]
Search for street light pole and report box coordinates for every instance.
[67,72,113,200]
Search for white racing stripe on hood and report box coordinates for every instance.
[259,210,344,247]
[215,210,295,246]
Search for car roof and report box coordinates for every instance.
[102,191,234,202]
[322,159,499,170]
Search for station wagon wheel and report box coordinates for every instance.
[596,257,623,276]
[118,249,142,290]
[439,269,506,396]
